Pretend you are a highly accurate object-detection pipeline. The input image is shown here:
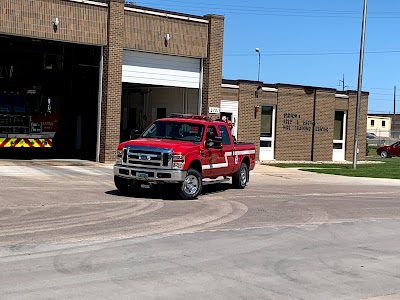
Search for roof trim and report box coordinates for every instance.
[68,0,108,7]
[335,94,349,99]
[124,6,209,23]
[262,87,278,93]
[221,83,239,89]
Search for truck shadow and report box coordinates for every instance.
[105,183,233,201]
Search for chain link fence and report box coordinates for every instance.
[367,129,400,147]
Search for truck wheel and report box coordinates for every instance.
[180,169,203,200]
[233,163,248,189]
[114,176,138,196]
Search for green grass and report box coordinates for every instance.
[268,158,400,179]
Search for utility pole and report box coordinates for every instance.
[394,85,396,115]
[352,0,368,170]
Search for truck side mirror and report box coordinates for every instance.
[206,134,222,149]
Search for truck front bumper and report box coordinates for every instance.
[114,164,187,183]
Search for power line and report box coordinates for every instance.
[140,1,400,18]
[225,49,400,57]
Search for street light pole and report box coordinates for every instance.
[352,0,368,170]
[255,48,261,81]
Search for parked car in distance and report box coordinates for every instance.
[367,132,377,139]
[377,141,400,158]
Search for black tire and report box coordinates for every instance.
[232,163,248,189]
[380,150,389,158]
[180,168,203,200]
[114,176,139,196]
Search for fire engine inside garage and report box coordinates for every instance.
[0,35,101,159]
[120,50,202,141]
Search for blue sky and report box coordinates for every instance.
[134,0,400,114]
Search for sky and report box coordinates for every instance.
[131,0,400,114]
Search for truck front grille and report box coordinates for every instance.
[124,146,173,169]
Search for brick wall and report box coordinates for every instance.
[221,87,239,101]
[0,0,107,45]
[335,98,349,110]
[237,82,262,159]
[313,90,336,161]
[223,83,369,162]
[124,11,208,58]
[202,15,224,117]
[274,86,315,161]
[345,92,368,161]
[261,90,278,106]
[99,0,124,162]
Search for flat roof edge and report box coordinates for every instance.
[124,5,209,23]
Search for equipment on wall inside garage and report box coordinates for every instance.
[0,89,59,148]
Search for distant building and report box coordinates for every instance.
[367,116,392,138]
[369,114,400,140]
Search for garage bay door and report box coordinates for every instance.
[122,50,201,88]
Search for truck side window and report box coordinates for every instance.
[207,125,217,138]
[218,125,231,145]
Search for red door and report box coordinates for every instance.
[201,125,225,178]
[217,124,235,176]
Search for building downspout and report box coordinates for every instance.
[96,46,104,163]
[311,88,317,161]
[198,58,204,115]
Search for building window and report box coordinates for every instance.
[371,120,375,127]
[382,120,386,127]
[261,106,273,137]
[334,111,345,140]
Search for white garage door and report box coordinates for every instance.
[220,100,239,138]
[122,50,201,89]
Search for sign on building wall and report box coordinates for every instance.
[209,107,220,114]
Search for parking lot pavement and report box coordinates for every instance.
[0,161,400,299]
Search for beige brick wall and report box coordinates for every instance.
[274,86,315,160]
[335,98,349,110]
[237,82,262,159]
[261,91,278,106]
[224,83,369,162]
[313,90,336,161]
[99,0,124,162]
[221,87,239,101]
[0,0,107,45]
[124,11,208,58]
[202,15,224,117]
[345,92,368,161]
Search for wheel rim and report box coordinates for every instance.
[240,168,247,186]
[381,151,388,158]
[183,175,199,195]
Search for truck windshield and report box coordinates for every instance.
[142,121,205,143]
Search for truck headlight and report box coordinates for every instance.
[116,149,123,164]
[172,154,185,170]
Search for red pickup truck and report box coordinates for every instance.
[114,114,256,200]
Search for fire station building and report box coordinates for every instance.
[0,0,368,162]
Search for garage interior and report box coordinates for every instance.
[120,50,202,142]
[121,84,199,141]
[0,35,100,159]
